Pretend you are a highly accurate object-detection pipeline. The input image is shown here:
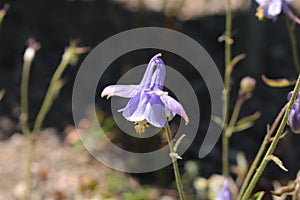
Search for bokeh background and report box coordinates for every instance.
[1,0,300,199]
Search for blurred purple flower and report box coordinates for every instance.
[255,0,300,23]
[288,91,300,133]
[215,180,231,200]
[101,53,189,134]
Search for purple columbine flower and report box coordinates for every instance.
[215,180,231,200]
[288,91,300,133]
[255,0,300,23]
[101,53,189,134]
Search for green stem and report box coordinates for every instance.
[22,44,77,200]
[286,17,300,74]
[241,75,300,200]
[21,51,34,200]
[32,58,68,135]
[20,58,31,136]
[223,0,232,178]
[237,103,288,200]
[226,92,244,137]
[165,122,185,200]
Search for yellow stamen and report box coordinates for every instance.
[256,6,265,21]
[156,90,166,96]
[134,120,149,134]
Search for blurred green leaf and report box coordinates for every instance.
[0,89,5,101]
[0,4,9,28]
[211,115,223,127]
[236,112,261,126]
[262,75,296,88]
[233,112,261,133]
[250,191,265,200]
[236,152,248,173]
[184,160,200,178]
[266,155,288,172]
[227,53,246,73]
[233,122,254,133]
[271,183,295,196]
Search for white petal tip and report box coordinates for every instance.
[100,93,110,99]
[101,87,112,99]
[184,116,189,125]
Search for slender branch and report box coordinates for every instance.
[241,75,300,200]
[165,122,185,200]
[222,0,232,177]
[286,17,300,74]
[237,103,288,200]
[32,58,68,135]
[22,42,79,200]
[20,52,32,136]
[226,92,244,137]
[21,39,40,200]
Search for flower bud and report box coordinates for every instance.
[240,77,256,95]
[216,179,231,200]
[288,91,300,133]
[0,4,9,25]
[23,38,41,64]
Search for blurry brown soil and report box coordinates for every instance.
[0,128,162,200]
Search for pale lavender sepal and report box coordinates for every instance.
[268,0,282,17]
[121,92,148,122]
[160,94,189,125]
[101,84,140,99]
[140,53,162,87]
[145,94,166,127]
[255,0,270,4]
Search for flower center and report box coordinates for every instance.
[134,120,149,134]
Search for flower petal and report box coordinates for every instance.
[160,94,189,125]
[101,84,140,99]
[284,0,293,3]
[216,180,231,200]
[121,91,148,122]
[267,0,282,16]
[140,53,162,88]
[145,94,166,127]
[150,58,166,90]
[256,0,270,4]
[288,102,300,133]
[287,91,300,101]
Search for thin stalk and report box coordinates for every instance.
[165,122,185,200]
[286,17,300,74]
[241,75,300,200]
[32,58,68,135]
[226,92,244,137]
[21,49,34,200]
[237,103,288,200]
[23,44,76,200]
[223,0,232,177]
[20,57,31,136]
